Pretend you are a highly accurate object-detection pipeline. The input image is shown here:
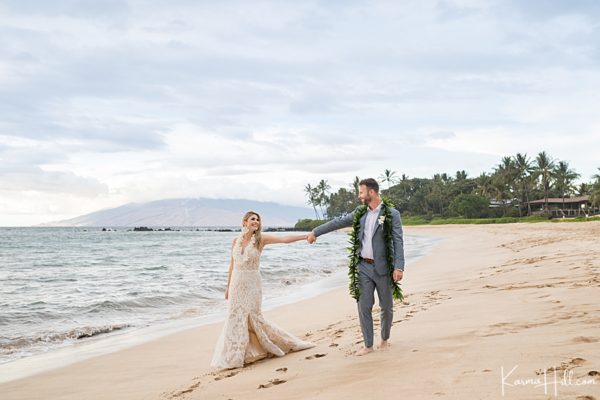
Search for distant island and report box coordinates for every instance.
[39,198,313,228]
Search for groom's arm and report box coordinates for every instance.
[391,208,405,271]
[311,207,359,238]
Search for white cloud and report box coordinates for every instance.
[1,0,600,225]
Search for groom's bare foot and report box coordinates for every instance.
[378,340,391,350]
[355,347,374,356]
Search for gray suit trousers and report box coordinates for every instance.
[357,260,394,348]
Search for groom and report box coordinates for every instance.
[307,178,405,356]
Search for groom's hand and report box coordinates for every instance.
[307,231,316,244]
[393,269,403,282]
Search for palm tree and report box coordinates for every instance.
[535,151,555,211]
[576,183,591,196]
[514,153,534,216]
[493,156,517,215]
[589,168,600,211]
[304,183,320,219]
[455,170,468,181]
[553,161,580,216]
[317,179,331,219]
[490,176,510,216]
[379,169,397,190]
[352,176,360,198]
[429,174,450,216]
[388,174,412,212]
[475,172,494,198]
[498,156,517,179]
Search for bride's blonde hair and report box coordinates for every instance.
[242,211,263,249]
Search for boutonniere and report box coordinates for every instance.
[378,215,386,225]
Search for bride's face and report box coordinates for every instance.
[245,214,261,232]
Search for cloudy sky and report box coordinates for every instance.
[1,0,599,226]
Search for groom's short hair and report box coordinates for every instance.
[359,178,379,193]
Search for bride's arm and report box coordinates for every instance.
[261,233,308,247]
[225,239,235,300]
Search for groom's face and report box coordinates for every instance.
[358,185,373,205]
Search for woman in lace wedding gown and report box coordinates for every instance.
[211,211,315,369]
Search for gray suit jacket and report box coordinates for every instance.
[313,204,405,276]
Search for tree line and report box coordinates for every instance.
[304,151,600,220]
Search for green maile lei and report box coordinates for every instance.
[347,197,404,302]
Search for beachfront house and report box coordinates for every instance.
[527,195,597,218]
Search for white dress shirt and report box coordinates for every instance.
[360,202,382,259]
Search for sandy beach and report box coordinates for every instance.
[2,222,599,400]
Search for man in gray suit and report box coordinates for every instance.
[307,178,404,356]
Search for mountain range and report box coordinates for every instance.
[40,198,314,227]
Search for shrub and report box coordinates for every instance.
[448,194,490,218]
[294,219,327,230]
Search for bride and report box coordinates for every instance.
[211,211,315,369]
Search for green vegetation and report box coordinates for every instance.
[294,219,327,230]
[448,194,489,218]
[402,215,600,226]
[592,168,600,208]
[303,180,331,219]
[403,215,550,225]
[299,152,600,227]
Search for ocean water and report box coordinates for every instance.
[0,227,438,367]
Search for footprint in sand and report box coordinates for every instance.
[169,381,201,398]
[573,336,599,344]
[575,396,596,400]
[276,367,288,372]
[258,378,286,389]
[329,343,339,347]
[536,357,586,375]
[305,353,327,360]
[214,370,240,381]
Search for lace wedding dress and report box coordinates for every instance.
[211,234,315,369]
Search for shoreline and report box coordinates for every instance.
[2,222,599,399]
[0,232,438,379]
[0,264,350,384]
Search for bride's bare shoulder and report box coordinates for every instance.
[260,233,275,245]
